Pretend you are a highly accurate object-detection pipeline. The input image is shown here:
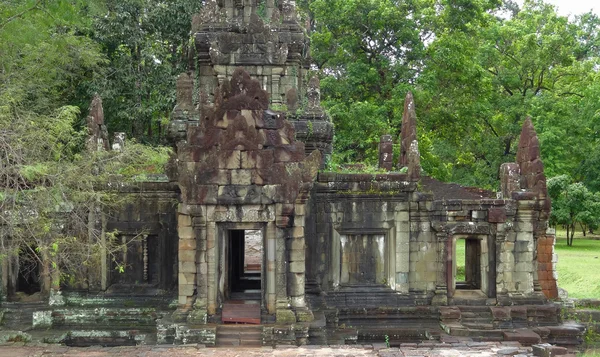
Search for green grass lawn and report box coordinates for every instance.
[554,228,600,299]
[456,239,466,282]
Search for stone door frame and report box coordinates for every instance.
[215,222,275,315]
[447,234,492,298]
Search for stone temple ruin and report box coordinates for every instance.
[0,0,584,349]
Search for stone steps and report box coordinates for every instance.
[50,307,161,329]
[0,302,45,331]
[216,325,263,347]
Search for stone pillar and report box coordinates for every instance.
[379,135,393,171]
[407,140,421,181]
[537,228,559,299]
[206,221,217,315]
[500,163,520,199]
[177,208,197,310]
[394,207,410,294]
[0,250,5,302]
[271,73,282,105]
[275,203,295,323]
[446,236,455,298]
[432,233,449,305]
[86,94,110,152]
[513,201,536,294]
[289,200,313,322]
[399,92,417,169]
[266,221,277,314]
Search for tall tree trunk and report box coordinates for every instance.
[566,225,571,246]
[569,223,576,246]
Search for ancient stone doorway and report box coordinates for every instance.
[226,229,262,301]
[455,238,481,290]
[10,244,41,298]
[451,236,489,297]
[221,228,264,324]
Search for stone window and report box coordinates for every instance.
[340,234,387,285]
[111,234,159,286]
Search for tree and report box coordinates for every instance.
[417,0,600,188]
[308,0,426,164]
[87,0,203,142]
[547,175,600,246]
[0,0,172,298]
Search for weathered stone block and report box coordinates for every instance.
[488,208,507,223]
[292,226,304,238]
[179,250,196,262]
[178,214,192,227]
[289,238,305,250]
[179,226,195,239]
[179,238,197,251]
[179,284,195,296]
[241,150,257,168]
[289,249,305,262]
[179,272,196,285]
[218,150,242,169]
[231,169,252,185]
[180,261,196,273]
[289,261,305,273]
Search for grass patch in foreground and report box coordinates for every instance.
[554,237,600,299]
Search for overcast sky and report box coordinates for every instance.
[516,0,599,16]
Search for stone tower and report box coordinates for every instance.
[169,0,333,166]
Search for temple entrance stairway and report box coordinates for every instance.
[306,282,443,346]
[215,325,263,347]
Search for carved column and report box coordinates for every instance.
[432,232,449,305]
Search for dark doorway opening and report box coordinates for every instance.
[222,229,263,324]
[455,238,481,290]
[227,229,262,301]
[16,244,41,296]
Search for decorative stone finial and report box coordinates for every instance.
[112,132,126,152]
[281,0,297,22]
[407,140,421,181]
[516,117,550,212]
[176,73,194,109]
[285,88,299,112]
[399,92,417,168]
[306,76,323,114]
[86,94,110,152]
[379,135,393,171]
[500,163,520,199]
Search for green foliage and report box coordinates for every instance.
[417,0,600,188]
[309,0,600,190]
[548,176,600,246]
[309,0,422,163]
[87,0,203,142]
[0,0,175,293]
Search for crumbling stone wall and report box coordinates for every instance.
[500,118,558,300]
[106,181,179,291]
[309,173,429,299]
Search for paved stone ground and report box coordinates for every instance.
[0,342,576,357]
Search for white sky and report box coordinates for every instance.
[516,0,599,16]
